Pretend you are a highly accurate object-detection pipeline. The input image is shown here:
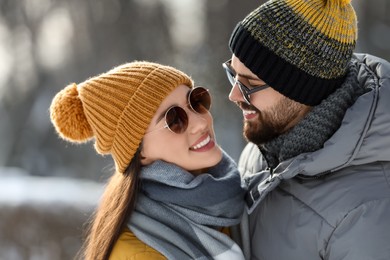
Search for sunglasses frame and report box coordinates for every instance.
[146,87,211,135]
[222,59,270,105]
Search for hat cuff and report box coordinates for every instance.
[229,24,345,106]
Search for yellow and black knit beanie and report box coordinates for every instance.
[229,0,357,106]
[50,61,193,173]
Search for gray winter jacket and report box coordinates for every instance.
[236,54,390,260]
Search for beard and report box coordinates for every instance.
[242,97,308,145]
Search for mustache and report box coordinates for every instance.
[236,101,260,112]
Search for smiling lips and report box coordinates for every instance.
[243,110,257,120]
[190,134,215,151]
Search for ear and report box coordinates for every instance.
[140,150,152,166]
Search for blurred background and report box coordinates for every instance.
[0,0,389,259]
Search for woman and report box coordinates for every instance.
[49,61,245,260]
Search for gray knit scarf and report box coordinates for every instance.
[127,151,246,260]
[260,60,365,168]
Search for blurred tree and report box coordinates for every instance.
[0,0,389,181]
[0,0,389,259]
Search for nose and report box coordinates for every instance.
[187,109,209,134]
[228,82,244,103]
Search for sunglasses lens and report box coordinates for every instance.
[237,84,251,105]
[162,88,210,134]
[189,87,211,114]
[223,62,237,86]
[223,61,251,105]
[165,106,188,134]
[225,69,236,86]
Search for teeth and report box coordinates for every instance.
[192,135,211,150]
[243,110,256,116]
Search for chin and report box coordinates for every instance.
[185,144,223,174]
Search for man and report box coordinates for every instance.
[223,0,390,259]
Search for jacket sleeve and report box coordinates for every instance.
[325,198,390,260]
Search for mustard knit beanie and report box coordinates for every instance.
[50,61,193,174]
[229,0,357,106]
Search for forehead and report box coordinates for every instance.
[155,84,190,112]
[162,85,190,104]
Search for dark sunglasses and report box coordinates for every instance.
[222,59,270,105]
[146,87,211,135]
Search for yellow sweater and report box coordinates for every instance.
[109,227,231,259]
[109,228,166,260]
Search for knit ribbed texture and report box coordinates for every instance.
[229,0,357,106]
[50,62,193,174]
[259,60,363,168]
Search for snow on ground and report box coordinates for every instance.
[0,167,105,260]
[0,167,104,208]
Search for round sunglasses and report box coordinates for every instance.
[146,87,211,135]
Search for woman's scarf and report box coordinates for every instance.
[127,151,246,260]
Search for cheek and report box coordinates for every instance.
[141,134,166,162]
[142,133,187,163]
[252,91,284,110]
